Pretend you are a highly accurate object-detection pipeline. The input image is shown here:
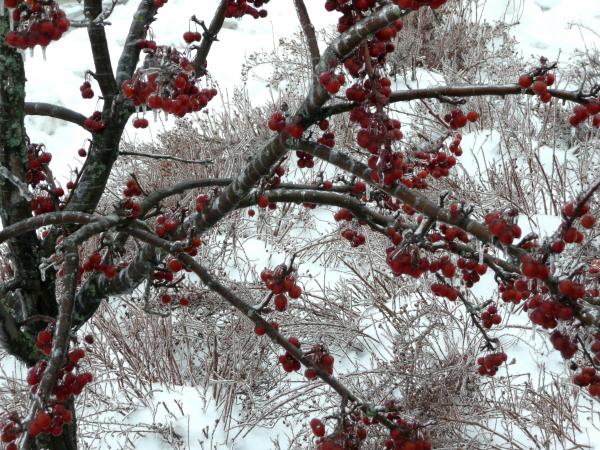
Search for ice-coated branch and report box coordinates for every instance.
[192,0,228,75]
[84,0,118,97]
[115,0,158,87]
[293,0,320,70]
[127,227,407,434]
[321,84,591,119]
[23,102,87,128]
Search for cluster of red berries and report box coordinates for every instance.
[278,336,302,372]
[132,117,149,129]
[334,208,353,222]
[159,293,190,306]
[386,248,430,278]
[499,278,531,304]
[194,194,210,213]
[79,81,94,99]
[81,252,118,279]
[414,148,458,180]
[386,227,403,245]
[340,228,366,247]
[354,104,402,154]
[304,345,335,379]
[4,0,70,50]
[155,214,180,237]
[256,194,277,209]
[569,101,600,128]
[519,255,550,280]
[260,265,303,303]
[518,72,555,103]
[26,144,51,187]
[456,258,488,287]
[549,330,578,359]
[481,304,501,329]
[123,46,217,119]
[430,282,459,301]
[267,111,305,139]
[525,294,573,329]
[437,224,470,244]
[394,0,447,10]
[573,367,600,398]
[318,132,336,148]
[310,418,368,450]
[122,178,143,217]
[253,319,279,336]
[557,279,586,300]
[182,30,202,44]
[319,71,346,95]
[21,328,93,440]
[563,202,596,229]
[1,412,21,450]
[477,352,507,376]
[30,195,56,215]
[83,111,105,133]
[224,0,269,19]
[443,109,479,130]
[484,210,522,245]
[428,255,456,278]
[448,134,464,156]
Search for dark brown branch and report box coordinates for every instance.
[24,102,86,128]
[293,0,320,70]
[84,0,118,97]
[0,212,96,245]
[321,84,590,118]
[119,150,213,165]
[192,0,228,75]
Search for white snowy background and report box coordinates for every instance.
[2,0,600,448]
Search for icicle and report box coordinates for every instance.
[9,10,14,30]
[41,46,47,61]
[136,105,141,114]
[153,109,159,122]
[0,6,4,17]
[163,110,169,121]
[29,46,34,58]
[478,241,484,265]
[142,104,147,114]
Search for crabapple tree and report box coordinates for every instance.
[0,0,600,449]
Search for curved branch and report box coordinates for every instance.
[128,227,404,432]
[0,212,96,245]
[24,102,86,128]
[321,84,589,118]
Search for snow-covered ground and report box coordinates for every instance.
[4,0,600,448]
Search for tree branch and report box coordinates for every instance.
[293,0,320,71]
[321,84,590,118]
[118,150,213,165]
[23,102,87,128]
[192,0,228,75]
[115,0,158,87]
[84,0,118,98]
